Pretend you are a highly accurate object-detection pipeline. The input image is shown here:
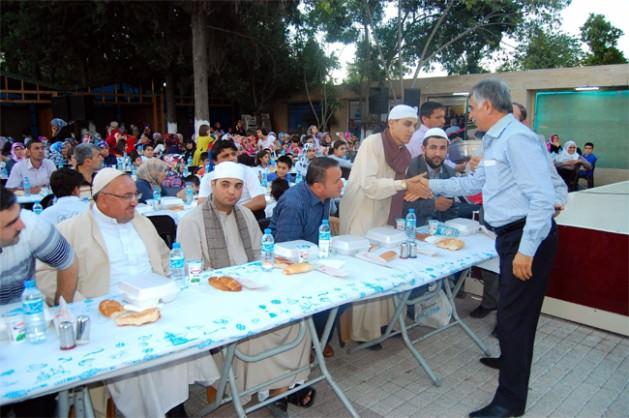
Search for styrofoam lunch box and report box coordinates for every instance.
[331,235,371,255]
[445,218,481,235]
[274,240,319,262]
[365,226,407,248]
[118,273,179,308]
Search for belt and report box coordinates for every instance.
[484,218,526,236]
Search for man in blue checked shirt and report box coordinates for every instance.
[412,79,560,418]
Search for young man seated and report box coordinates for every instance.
[177,162,315,413]
[40,168,89,224]
[578,142,597,188]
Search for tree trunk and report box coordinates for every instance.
[165,71,177,133]
[191,9,209,136]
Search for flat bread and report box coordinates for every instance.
[283,263,312,275]
[114,307,161,326]
[435,238,465,251]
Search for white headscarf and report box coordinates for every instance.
[555,140,579,162]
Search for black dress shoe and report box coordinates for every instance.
[470,306,496,318]
[480,356,501,369]
[469,402,523,417]
[165,403,188,418]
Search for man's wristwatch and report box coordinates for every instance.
[398,180,408,191]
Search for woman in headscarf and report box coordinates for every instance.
[49,118,74,144]
[135,158,170,203]
[549,134,562,154]
[554,140,592,169]
[49,140,73,168]
[5,142,26,175]
[192,124,212,166]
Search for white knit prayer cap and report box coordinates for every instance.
[388,105,418,121]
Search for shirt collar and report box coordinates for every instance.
[57,196,81,203]
[484,113,516,141]
[301,181,326,207]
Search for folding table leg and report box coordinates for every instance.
[395,301,442,387]
[57,390,70,417]
[444,272,492,356]
[307,317,359,418]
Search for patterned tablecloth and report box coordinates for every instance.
[0,232,497,405]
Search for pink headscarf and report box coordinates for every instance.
[10,142,25,161]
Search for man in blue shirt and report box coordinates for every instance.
[412,79,559,418]
[270,157,344,356]
[578,142,597,188]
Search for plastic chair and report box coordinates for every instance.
[147,215,177,249]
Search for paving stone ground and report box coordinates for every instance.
[184,294,629,418]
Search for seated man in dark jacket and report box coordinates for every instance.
[403,128,480,226]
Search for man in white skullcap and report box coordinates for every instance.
[177,161,314,414]
[339,105,433,344]
[37,167,219,418]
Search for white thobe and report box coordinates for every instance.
[93,206,219,417]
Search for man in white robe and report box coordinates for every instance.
[178,161,314,412]
[339,105,432,343]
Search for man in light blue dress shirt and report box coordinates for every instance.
[413,79,560,418]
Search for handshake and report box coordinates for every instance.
[403,173,433,202]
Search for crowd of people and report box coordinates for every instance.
[0,77,601,418]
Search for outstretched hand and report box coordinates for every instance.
[404,173,433,201]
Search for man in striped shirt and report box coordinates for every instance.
[0,186,77,306]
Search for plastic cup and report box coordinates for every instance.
[187,259,203,285]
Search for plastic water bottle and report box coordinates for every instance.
[261,173,268,188]
[152,188,161,210]
[184,183,194,205]
[23,176,31,197]
[405,208,417,242]
[295,171,303,184]
[187,156,192,167]
[169,242,186,289]
[32,200,43,215]
[22,280,47,344]
[318,219,331,258]
[131,166,137,181]
[261,228,274,271]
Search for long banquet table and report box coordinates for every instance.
[0,230,497,416]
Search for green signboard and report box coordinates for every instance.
[534,90,629,169]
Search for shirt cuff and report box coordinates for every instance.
[517,236,541,257]
[428,179,444,195]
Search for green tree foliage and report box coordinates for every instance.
[580,13,627,65]
[501,28,583,71]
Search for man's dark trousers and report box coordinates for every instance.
[492,221,558,413]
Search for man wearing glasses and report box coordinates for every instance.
[38,167,217,417]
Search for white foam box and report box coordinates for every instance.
[331,235,371,255]
[445,218,481,236]
[365,226,407,248]
[274,240,319,262]
[118,272,179,306]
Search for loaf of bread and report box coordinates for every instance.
[208,276,242,292]
[415,232,430,242]
[380,250,397,261]
[283,263,313,275]
[273,256,293,269]
[436,238,465,251]
[99,299,124,318]
[114,307,161,326]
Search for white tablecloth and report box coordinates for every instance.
[0,233,497,405]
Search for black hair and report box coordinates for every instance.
[305,157,339,185]
[332,140,348,152]
[211,140,238,162]
[50,168,85,198]
[256,149,271,166]
[0,185,17,211]
[237,153,256,167]
[419,102,445,121]
[584,142,594,148]
[26,138,43,149]
[276,155,293,169]
[200,152,209,162]
[270,178,289,202]
[182,174,200,188]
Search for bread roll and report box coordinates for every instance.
[99,299,124,318]
[380,250,397,261]
[283,263,312,275]
[208,276,242,292]
[273,256,293,269]
[436,238,465,251]
[415,233,430,242]
[115,307,161,326]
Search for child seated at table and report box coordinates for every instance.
[267,155,293,183]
